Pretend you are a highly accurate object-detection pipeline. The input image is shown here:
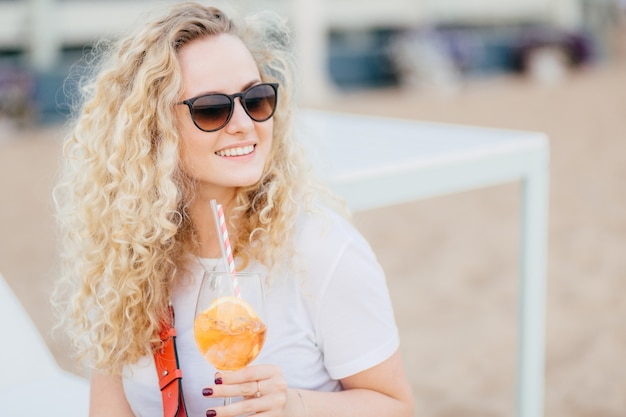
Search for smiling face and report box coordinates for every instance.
[176,34,273,202]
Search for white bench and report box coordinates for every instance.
[0,273,89,416]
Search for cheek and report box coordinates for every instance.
[177,128,193,169]
[178,133,210,178]
[178,141,194,177]
[177,110,215,169]
[259,120,274,149]
[175,113,192,166]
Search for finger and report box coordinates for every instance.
[241,379,261,398]
[207,395,272,417]
[214,368,277,398]
[216,365,275,384]
[232,394,280,416]
[208,379,260,399]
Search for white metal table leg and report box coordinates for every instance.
[517,152,549,417]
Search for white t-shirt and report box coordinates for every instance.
[122,207,399,417]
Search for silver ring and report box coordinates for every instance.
[254,380,262,398]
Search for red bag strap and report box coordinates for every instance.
[154,304,188,417]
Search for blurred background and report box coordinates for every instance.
[1,1,625,416]
[0,0,621,122]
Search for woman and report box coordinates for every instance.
[54,2,414,417]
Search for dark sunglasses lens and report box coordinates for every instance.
[243,84,277,122]
[191,95,232,131]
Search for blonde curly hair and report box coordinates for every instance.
[54,2,331,374]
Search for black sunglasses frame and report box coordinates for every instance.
[177,83,279,132]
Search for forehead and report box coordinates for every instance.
[177,33,261,96]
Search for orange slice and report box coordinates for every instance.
[206,296,259,321]
[194,296,266,370]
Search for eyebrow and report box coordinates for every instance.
[190,79,262,98]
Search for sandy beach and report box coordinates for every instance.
[1,58,625,416]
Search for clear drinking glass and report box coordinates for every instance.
[194,271,267,405]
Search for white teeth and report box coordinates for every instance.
[216,145,254,157]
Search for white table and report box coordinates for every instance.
[299,109,549,417]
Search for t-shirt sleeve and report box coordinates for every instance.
[314,222,400,380]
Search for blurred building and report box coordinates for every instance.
[0,0,618,124]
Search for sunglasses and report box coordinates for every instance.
[178,83,279,132]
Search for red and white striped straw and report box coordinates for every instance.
[210,199,239,297]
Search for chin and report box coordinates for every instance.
[233,172,266,188]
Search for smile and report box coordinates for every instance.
[215,145,255,157]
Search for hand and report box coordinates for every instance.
[203,364,289,417]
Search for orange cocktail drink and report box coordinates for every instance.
[194,295,266,371]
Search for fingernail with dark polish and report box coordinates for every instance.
[202,388,213,396]
[206,410,217,417]
[214,372,223,385]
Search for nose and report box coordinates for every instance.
[224,97,254,134]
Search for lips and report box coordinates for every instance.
[215,145,255,157]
